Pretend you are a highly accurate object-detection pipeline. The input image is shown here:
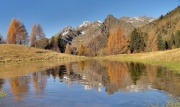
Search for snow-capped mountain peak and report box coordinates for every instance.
[129,16,155,22]
[60,26,73,36]
[120,16,156,28]
[79,21,91,28]
[97,20,102,23]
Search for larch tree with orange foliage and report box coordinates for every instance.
[65,43,71,54]
[106,30,114,54]
[7,18,28,45]
[7,18,17,44]
[106,27,129,55]
[78,42,84,56]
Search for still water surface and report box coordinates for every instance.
[0,60,180,107]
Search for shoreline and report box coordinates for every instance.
[1,44,180,72]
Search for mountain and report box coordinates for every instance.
[101,14,134,36]
[140,6,180,51]
[78,21,91,28]
[50,6,180,56]
[71,20,102,47]
[52,14,135,56]
[59,26,74,36]
[120,16,156,28]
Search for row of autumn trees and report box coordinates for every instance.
[3,18,80,54]
[4,18,66,52]
[5,18,46,46]
[106,27,180,55]
[4,18,180,56]
[72,27,146,56]
[106,27,145,55]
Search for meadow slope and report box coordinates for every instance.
[99,48,180,71]
[103,48,180,62]
[0,44,86,63]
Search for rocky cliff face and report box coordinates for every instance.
[101,15,134,36]
[59,26,74,36]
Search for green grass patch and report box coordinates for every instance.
[0,91,7,98]
[97,56,180,72]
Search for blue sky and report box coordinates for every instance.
[0,0,179,38]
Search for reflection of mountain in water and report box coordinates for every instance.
[45,60,180,96]
[0,60,180,100]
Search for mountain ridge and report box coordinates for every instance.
[48,6,180,56]
[120,16,156,28]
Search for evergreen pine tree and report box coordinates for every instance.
[157,34,165,50]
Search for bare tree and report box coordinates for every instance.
[30,24,37,47]
[0,33,5,44]
[31,23,46,48]
[37,24,46,39]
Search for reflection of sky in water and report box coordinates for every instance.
[0,61,179,107]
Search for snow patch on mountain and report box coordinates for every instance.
[120,16,156,28]
[79,21,91,28]
[62,31,68,36]
[59,26,73,36]
[81,31,85,35]
[97,20,102,23]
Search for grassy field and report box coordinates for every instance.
[1,44,180,72]
[98,48,180,72]
[0,44,87,63]
[102,48,180,62]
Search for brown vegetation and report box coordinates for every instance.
[30,24,46,48]
[7,18,28,45]
[7,19,17,44]
[102,48,180,62]
[65,43,71,54]
[78,43,85,56]
[106,27,129,55]
[0,44,86,63]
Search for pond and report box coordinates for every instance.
[0,60,180,107]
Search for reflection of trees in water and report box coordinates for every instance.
[46,65,68,80]
[9,76,29,101]
[44,61,154,94]
[79,60,107,90]
[8,71,48,101]
[129,62,146,85]
[5,60,180,99]
[0,79,4,89]
[153,67,180,96]
[78,61,85,72]
[105,61,131,94]
[31,72,47,93]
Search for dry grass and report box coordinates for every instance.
[98,48,180,72]
[0,44,87,63]
[102,48,180,62]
